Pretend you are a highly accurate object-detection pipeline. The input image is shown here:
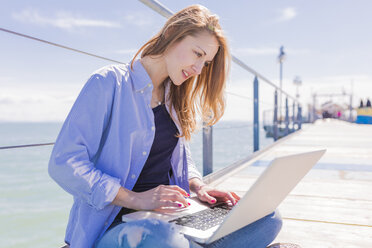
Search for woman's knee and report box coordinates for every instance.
[203,210,283,248]
[267,210,282,228]
[265,210,283,238]
[95,219,190,248]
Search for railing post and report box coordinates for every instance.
[292,101,296,132]
[298,105,303,130]
[253,76,259,152]
[312,93,317,123]
[203,123,213,176]
[285,97,289,135]
[349,93,353,122]
[273,90,278,141]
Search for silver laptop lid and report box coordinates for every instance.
[208,149,326,243]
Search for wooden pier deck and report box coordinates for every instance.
[205,119,372,247]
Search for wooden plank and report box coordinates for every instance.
[273,218,372,248]
[215,180,372,226]
[238,166,372,181]
[214,175,372,201]
[278,195,372,226]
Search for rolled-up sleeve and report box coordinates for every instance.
[185,141,202,180]
[48,72,121,210]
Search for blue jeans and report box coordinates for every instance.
[95,211,282,248]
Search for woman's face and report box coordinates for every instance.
[164,31,219,86]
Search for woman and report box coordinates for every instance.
[49,5,282,248]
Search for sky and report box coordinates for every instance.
[1,0,372,122]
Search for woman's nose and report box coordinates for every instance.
[192,61,203,75]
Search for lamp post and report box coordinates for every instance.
[278,46,286,122]
[293,76,302,126]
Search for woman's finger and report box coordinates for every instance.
[231,192,241,201]
[207,190,236,205]
[154,186,189,207]
[162,192,189,207]
[197,190,217,204]
[159,185,190,197]
[223,191,236,205]
[157,200,187,209]
[195,184,241,206]
[204,194,217,204]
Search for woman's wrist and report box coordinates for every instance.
[112,187,138,209]
[189,178,206,194]
[194,184,207,193]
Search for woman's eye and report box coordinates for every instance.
[194,51,202,57]
[204,62,210,67]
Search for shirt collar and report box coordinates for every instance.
[131,59,183,136]
[130,58,153,92]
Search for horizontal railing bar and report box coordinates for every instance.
[0,142,55,150]
[214,124,253,130]
[225,92,278,108]
[0,27,124,64]
[138,0,173,18]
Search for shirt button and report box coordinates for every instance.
[142,151,147,156]
[131,174,136,179]
[147,83,152,87]
[104,222,108,226]
[151,126,155,131]
[140,90,144,94]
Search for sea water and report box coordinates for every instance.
[0,121,273,248]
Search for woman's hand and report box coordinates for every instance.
[113,185,190,211]
[189,178,240,205]
[195,184,240,205]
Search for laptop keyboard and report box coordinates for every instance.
[170,204,232,231]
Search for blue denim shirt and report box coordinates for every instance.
[48,59,202,248]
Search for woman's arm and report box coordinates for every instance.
[48,72,120,211]
[184,141,203,181]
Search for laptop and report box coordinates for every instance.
[122,149,326,244]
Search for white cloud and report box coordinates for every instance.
[277,7,297,22]
[0,84,80,122]
[116,49,139,55]
[2,74,370,122]
[0,76,15,83]
[286,48,311,55]
[12,9,121,30]
[306,74,371,85]
[233,47,277,56]
[123,11,156,27]
[232,47,311,56]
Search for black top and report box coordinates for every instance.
[113,104,179,222]
[132,104,179,192]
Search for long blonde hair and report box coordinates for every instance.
[131,4,231,141]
